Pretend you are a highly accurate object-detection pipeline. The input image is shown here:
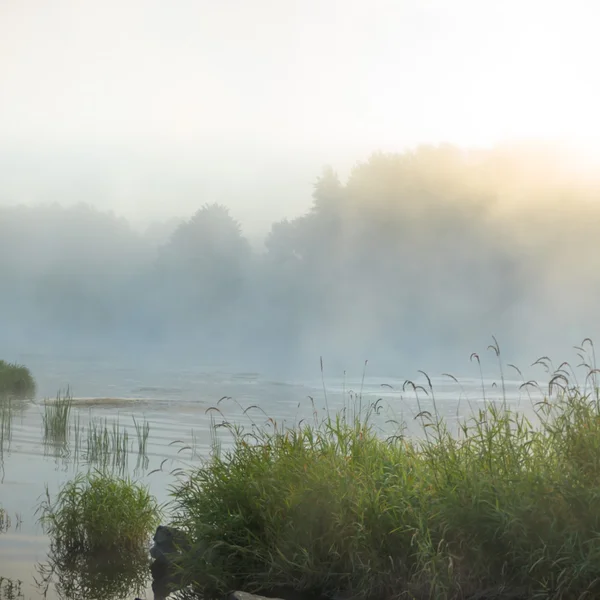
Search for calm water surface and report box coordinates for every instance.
[0,351,541,600]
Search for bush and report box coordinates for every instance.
[170,362,600,600]
[37,471,161,554]
[0,360,36,398]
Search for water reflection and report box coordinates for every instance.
[36,543,151,600]
[0,395,30,482]
[0,577,24,600]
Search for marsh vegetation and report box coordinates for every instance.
[7,342,600,600]
[37,470,161,554]
[40,390,152,474]
[0,361,35,399]
[165,343,600,600]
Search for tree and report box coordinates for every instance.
[156,203,252,337]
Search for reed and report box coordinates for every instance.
[42,389,73,443]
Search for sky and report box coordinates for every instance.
[1,0,599,231]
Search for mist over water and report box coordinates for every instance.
[1,143,598,379]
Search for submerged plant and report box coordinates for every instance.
[37,470,161,554]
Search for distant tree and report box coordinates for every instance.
[156,203,252,333]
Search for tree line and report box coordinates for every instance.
[1,144,598,374]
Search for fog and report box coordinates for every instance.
[2,1,600,378]
[1,143,600,377]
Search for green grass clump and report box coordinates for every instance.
[84,417,130,470]
[0,360,35,398]
[42,389,73,443]
[37,470,161,554]
[170,349,600,600]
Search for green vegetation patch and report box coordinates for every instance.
[170,376,600,600]
[38,471,161,554]
[0,360,35,398]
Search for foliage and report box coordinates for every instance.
[0,361,35,399]
[170,354,600,600]
[37,471,160,554]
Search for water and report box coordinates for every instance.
[0,351,540,600]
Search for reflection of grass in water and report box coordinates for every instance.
[0,507,6,533]
[35,546,150,600]
[0,577,24,600]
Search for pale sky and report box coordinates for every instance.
[1,0,599,229]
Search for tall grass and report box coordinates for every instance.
[42,389,73,443]
[84,417,130,473]
[0,360,35,399]
[0,397,14,479]
[132,416,150,456]
[37,470,161,554]
[0,506,7,533]
[0,397,12,448]
[170,342,600,600]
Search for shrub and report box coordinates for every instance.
[37,470,161,554]
[0,360,35,398]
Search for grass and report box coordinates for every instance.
[84,417,130,472]
[42,388,73,443]
[0,360,35,399]
[167,341,600,600]
[40,395,152,475]
[133,415,150,456]
[0,397,15,479]
[0,397,13,447]
[37,470,161,554]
